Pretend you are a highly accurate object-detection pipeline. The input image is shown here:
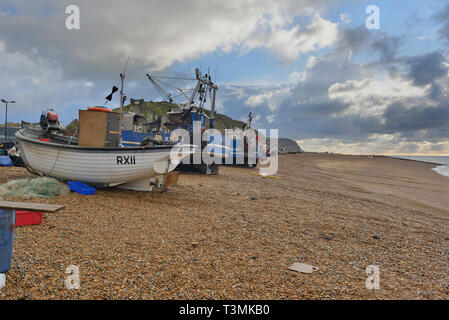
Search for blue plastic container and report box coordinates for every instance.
[0,155,13,167]
[0,209,15,273]
[67,181,96,195]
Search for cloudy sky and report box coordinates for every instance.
[0,0,448,154]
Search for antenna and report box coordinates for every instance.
[123,54,130,74]
[103,54,131,106]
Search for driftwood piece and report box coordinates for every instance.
[0,201,65,213]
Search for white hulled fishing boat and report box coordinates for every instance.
[15,127,195,190]
[15,68,196,191]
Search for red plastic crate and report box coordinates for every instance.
[15,211,44,226]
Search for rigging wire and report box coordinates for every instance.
[150,75,196,81]
[146,68,217,114]
[151,78,191,100]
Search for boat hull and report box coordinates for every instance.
[15,130,192,187]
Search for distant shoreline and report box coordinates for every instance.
[384,155,449,166]
[301,152,449,165]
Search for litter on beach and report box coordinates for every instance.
[251,172,279,179]
[288,262,319,274]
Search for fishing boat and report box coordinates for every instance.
[15,69,196,191]
[144,70,268,169]
[15,127,195,190]
[121,108,229,174]
[142,69,231,174]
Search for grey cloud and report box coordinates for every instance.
[2,2,449,154]
[215,18,449,151]
[297,101,348,115]
[434,3,449,44]
[405,51,447,87]
[0,0,335,81]
[222,24,448,144]
[428,81,443,100]
[0,0,337,125]
[336,26,401,63]
[336,26,371,53]
[371,35,401,63]
[383,102,449,133]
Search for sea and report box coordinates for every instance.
[390,155,449,178]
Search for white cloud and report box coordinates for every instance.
[288,70,304,83]
[0,0,337,76]
[339,13,351,24]
[297,135,449,155]
[2,1,448,156]
[0,49,110,125]
[260,14,339,62]
[245,86,291,110]
[328,77,430,117]
[417,35,434,40]
[246,92,274,107]
[0,0,337,123]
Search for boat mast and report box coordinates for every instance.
[186,68,202,107]
[118,55,130,144]
[119,72,125,142]
[244,112,253,130]
[194,68,218,129]
[210,85,217,129]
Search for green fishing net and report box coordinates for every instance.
[0,177,70,199]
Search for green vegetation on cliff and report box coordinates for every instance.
[112,101,246,131]
[65,101,246,132]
